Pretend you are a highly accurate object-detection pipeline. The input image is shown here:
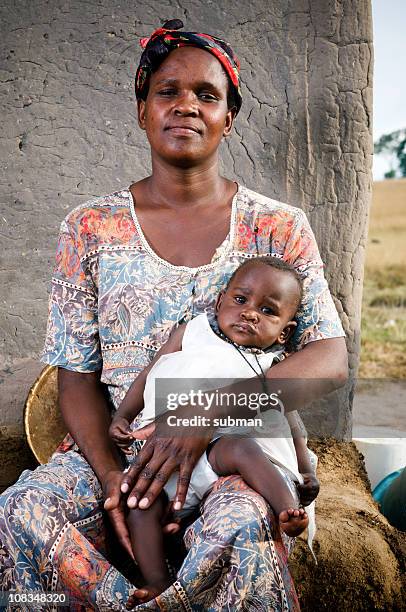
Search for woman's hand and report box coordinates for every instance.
[121,418,213,511]
[297,472,320,506]
[103,469,135,560]
[109,415,133,455]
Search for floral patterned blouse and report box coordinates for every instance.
[41,185,344,408]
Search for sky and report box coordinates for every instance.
[372,0,406,179]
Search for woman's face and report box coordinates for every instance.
[138,47,236,167]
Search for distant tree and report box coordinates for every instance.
[374,129,406,178]
[396,137,406,177]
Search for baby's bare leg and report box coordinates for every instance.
[125,491,171,607]
[208,437,308,537]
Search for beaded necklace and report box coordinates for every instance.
[209,317,274,393]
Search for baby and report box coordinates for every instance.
[110,257,319,603]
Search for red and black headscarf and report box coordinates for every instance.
[135,19,242,114]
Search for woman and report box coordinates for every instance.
[0,20,347,611]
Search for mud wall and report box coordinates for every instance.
[0,0,373,486]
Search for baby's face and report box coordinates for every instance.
[216,262,300,349]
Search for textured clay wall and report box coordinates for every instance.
[0,0,372,485]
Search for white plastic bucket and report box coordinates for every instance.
[353,437,406,489]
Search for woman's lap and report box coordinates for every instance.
[0,450,299,611]
[175,475,299,612]
[0,450,134,610]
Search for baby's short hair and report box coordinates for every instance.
[226,256,303,309]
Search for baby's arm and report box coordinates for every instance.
[109,324,186,451]
[287,411,320,506]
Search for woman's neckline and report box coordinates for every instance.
[125,183,241,273]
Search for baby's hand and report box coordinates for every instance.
[109,416,133,454]
[297,472,320,506]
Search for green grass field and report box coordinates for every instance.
[359,179,406,378]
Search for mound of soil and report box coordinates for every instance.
[289,439,406,611]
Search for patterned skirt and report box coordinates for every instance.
[0,446,300,611]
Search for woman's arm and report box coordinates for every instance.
[58,369,123,481]
[264,335,348,412]
[268,336,348,382]
[211,336,348,420]
[58,367,135,559]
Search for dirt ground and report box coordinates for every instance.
[289,439,406,611]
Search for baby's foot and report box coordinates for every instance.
[126,579,171,608]
[279,507,308,537]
